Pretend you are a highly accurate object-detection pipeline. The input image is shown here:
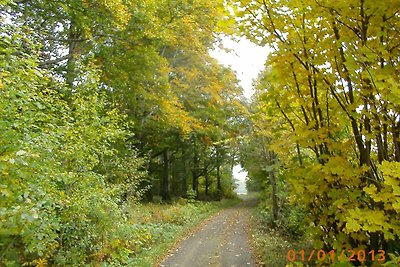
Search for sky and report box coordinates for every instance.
[209,36,270,193]
[232,165,248,194]
[209,36,270,98]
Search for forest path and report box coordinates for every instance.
[158,195,258,267]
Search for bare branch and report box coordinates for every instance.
[38,54,71,67]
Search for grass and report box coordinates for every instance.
[124,198,241,266]
[250,204,312,267]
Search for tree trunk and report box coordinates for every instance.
[205,170,209,197]
[192,150,199,197]
[393,121,400,162]
[216,149,222,200]
[161,149,171,202]
[270,170,278,223]
[182,151,188,197]
[66,20,80,88]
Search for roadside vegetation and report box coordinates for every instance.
[1,0,244,265]
[113,198,240,267]
[250,194,311,267]
[238,0,400,266]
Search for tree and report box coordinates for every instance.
[6,0,130,85]
[235,0,400,259]
[1,0,249,264]
[0,21,146,265]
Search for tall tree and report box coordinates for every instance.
[235,0,400,258]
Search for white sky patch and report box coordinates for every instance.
[233,165,248,181]
[232,164,248,194]
[209,36,270,98]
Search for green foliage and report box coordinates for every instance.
[186,189,197,203]
[250,204,311,267]
[256,198,306,240]
[0,26,146,265]
[92,0,246,202]
[246,178,263,192]
[1,0,248,265]
[279,205,307,239]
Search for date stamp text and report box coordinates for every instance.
[287,249,385,263]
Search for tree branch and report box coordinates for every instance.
[38,54,72,67]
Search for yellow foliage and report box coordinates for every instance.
[237,0,400,259]
[96,0,130,29]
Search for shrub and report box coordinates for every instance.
[186,189,197,203]
[0,27,146,266]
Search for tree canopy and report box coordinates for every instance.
[1,0,246,264]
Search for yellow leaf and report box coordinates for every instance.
[346,218,361,232]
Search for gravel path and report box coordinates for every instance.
[158,196,258,267]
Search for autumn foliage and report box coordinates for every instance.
[0,0,244,265]
[235,0,400,264]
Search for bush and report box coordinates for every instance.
[0,27,146,266]
[250,204,311,267]
[254,198,306,239]
[186,189,197,203]
[279,204,307,239]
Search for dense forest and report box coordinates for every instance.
[1,0,247,265]
[1,0,399,266]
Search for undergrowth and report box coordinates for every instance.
[250,202,312,267]
[250,201,400,267]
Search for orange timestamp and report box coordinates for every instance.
[287,249,386,263]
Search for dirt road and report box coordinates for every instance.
[158,196,258,267]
